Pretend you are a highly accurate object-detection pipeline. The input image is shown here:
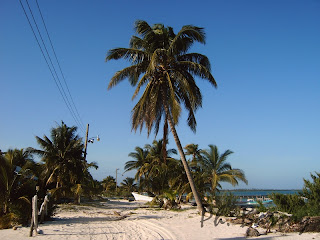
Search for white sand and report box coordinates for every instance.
[1,200,320,240]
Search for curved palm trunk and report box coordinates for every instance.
[163,102,204,215]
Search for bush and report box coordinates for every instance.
[256,200,267,212]
[271,193,306,214]
[215,193,239,217]
[271,172,320,221]
[0,213,19,229]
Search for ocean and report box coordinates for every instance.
[218,190,301,207]
[220,189,301,198]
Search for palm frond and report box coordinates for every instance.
[178,61,217,87]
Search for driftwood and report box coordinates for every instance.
[286,216,320,233]
[230,211,320,234]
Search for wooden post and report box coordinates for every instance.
[29,195,38,237]
[39,195,49,223]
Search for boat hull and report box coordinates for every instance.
[131,192,154,202]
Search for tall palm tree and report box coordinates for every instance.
[200,145,248,197]
[106,20,216,213]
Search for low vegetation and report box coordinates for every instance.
[271,172,320,221]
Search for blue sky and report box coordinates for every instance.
[1,0,319,189]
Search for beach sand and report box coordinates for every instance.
[1,199,319,240]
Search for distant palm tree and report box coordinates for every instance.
[184,143,203,170]
[106,20,216,213]
[125,146,149,179]
[125,140,177,194]
[200,145,248,197]
[185,144,202,162]
[144,139,177,194]
[120,177,137,193]
[102,176,116,193]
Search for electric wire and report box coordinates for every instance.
[24,0,85,133]
[35,0,86,131]
[18,0,86,134]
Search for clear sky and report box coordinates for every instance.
[1,0,319,189]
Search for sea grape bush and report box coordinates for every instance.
[271,172,320,221]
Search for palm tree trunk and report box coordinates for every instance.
[162,102,204,215]
[162,118,168,164]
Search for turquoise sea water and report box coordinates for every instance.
[219,190,301,207]
[220,189,301,197]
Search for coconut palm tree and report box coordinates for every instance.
[200,145,248,197]
[102,176,116,193]
[125,146,149,178]
[184,143,203,171]
[120,177,137,194]
[185,144,202,162]
[125,140,177,194]
[30,122,91,201]
[144,139,177,194]
[106,20,216,213]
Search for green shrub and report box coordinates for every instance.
[215,193,239,217]
[256,200,267,212]
[271,193,306,213]
[271,172,320,221]
[0,213,19,229]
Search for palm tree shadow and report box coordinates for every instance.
[200,212,214,228]
[201,213,236,228]
[214,215,228,227]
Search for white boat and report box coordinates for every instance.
[131,192,154,202]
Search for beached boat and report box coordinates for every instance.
[131,192,154,202]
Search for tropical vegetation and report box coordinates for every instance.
[106,20,217,213]
[29,121,98,204]
[271,172,320,221]
[0,121,100,228]
[123,140,248,206]
[0,149,37,227]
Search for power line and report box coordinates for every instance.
[25,0,86,133]
[18,0,86,134]
[35,0,86,131]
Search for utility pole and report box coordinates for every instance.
[115,168,119,191]
[83,124,99,162]
[83,124,89,161]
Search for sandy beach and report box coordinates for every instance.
[1,200,319,240]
